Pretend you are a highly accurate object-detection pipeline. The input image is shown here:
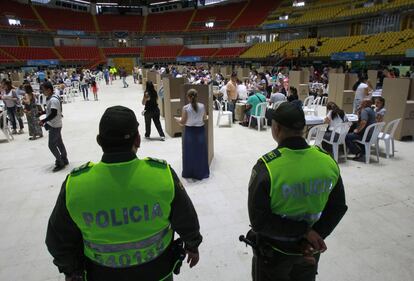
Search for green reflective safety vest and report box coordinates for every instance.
[261,146,340,226]
[65,158,175,268]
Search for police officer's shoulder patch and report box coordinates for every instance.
[70,161,93,175]
[145,157,168,167]
[261,149,281,163]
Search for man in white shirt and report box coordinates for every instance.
[39,81,68,172]
[237,80,248,100]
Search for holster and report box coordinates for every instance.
[170,238,186,275]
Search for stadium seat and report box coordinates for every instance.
[181,48,218,58]
[1,47,57,60]
[146,10,194,33]
[36,6,95,32]
[214,47,247,58]
[55,46,101,61]
[144,45,183,59]
[102,47,142,56]
[97,15,143,33]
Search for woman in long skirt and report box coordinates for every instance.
[22,85,43,140]
[176,89,209,180]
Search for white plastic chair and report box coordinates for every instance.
[307,124,328,147]
[0,111,13,142]
[71,81,80,96]
[303,96,314,107]
[321,96,328,105]
[355,122,385,164]
[249,102,267,131]
[321,122,351,162]
[377,118,401,158]
[303,96,319,116]
[272,100,286,110]
[215,100,232,127]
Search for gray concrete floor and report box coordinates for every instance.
[0,79,413,281]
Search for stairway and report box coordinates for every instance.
[227,0,250,29]
[185,9,197,32]
[92,14,100,34]
[31,5,50,31]
[52,47,64,60]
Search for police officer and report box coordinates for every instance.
[46,106,202,281]
[247,102,347,281]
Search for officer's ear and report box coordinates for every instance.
[133,133,141,149]
[96,135,102,147]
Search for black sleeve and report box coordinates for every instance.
[169,168,203,252]
[248,160,309,241]
[45,177,84,275]
[43,108,57,122]
[312,175,348,239]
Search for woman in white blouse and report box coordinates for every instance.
[176,89,209,180]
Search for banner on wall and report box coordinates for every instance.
[331,52,365,61]
[176,56,201,62]
[27,60,59,66]
[262,23,288,29]
[57,30,85,36]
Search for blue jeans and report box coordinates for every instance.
[6,106,24,130]
[345,133,363,154]
[81,84,89,100]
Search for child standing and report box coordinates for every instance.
[91,80,98,101]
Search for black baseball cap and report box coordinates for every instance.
[269,102,305,130]
[99,106,139,143]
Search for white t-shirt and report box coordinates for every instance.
[355,82,368,101]
[184,103,205,127]
[237,84,248,100]
[326,110,345,132]
[46,94,63,128]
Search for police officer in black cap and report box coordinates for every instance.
[46,106,202,281]
[247,102,347,281]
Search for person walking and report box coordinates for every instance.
[142,81,165,141]
[247,102,347,281]
[91,80,99,101]
[46,106,202,281]
[121,67,129,88]
[80,74,89,101]
[1,79,24,134]
[39,81,68,172]
[22,84,43,140]
[176,89,209,180]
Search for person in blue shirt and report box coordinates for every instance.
[240,92,267,127]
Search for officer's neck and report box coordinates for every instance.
[277,136,308,150]
[101,151,137,163]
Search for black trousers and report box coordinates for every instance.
[48,126,67,165]
[252,253,319,281]
[144,109,165,138]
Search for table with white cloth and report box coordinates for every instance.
[345,114,359,122]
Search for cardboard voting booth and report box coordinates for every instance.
[382,78,414,140]
[163,77,186,137]
[328,73,358,113]
[181,84,214,165]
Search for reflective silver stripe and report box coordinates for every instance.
[280,212,322,224]
[84,227,170,253]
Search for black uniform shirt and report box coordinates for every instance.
[248,137,347,246]
[46,152,202,280]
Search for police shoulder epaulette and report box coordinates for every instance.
[262,149,281,163]
[146,157,168,167]
[70,161,93,175]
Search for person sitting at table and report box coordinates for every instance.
[237,79,248,100]
[287,87,303,109]
[323,102,347,144]
[269,85,286,106]
[345,99,376,160]
[374,97,386,123]
[239,91,266,127]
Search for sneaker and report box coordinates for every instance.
[52,165,65,172]
[160,136,165,141]
[18,129,24,134]
[62,158,69,165]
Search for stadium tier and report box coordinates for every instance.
[0,46,57,60]
[146,10,194,33]
[96,14,143,33]
[55,46,101,61]
[0,1,43,31]
[102,47,142,56]
[214,47,247,58]
[181,48,219,58]
[144,45,183,59]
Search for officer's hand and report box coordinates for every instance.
[186,250,199,268]
[305,229,327,253]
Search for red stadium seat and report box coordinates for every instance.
[144,45,183,59]
[189,2,246,31]
[1,47,57,60]
[36,6,95,32]
[55,46,101,61]
[231,0,281,29]
[180,48,218,58]
[146,10,193,33]
[97,14,143,33]
[0,1,43,30]
[214,47,247,58]
[103,47,142,56]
